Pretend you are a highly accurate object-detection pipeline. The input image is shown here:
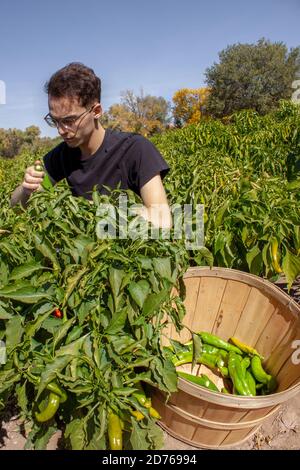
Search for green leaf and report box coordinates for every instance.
[37,355,73,398]
[34,233,60,270]
[192,333,202,371]
[0,303,12,319]
[62,267,88,307]
[152,258,172,282]
[16,382,28,414]
[64,418,86,450]
[5,315,23,352]
[0,286,50,304]
[9,260,46,281]
[137,256,153,270]
[128,280,150,308]
[130,419,149,450]
[145,418,164,449]
[34,425,58,450]
[105,308,128,334]
[25,303,54,337]
[52,318,75,350]
[109,268,126,311]
[142,290,169,317]
[55,333,90,357]
[287,179,300,190]
[214,200,229,227]
[282,249,300,290]
[194,247,214,267]
[246,244,263,275]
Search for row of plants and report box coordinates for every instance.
[0,186,189,449]
[152,100,300,287]
[0,100,300,449]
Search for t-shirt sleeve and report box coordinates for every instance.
[43,143,66,183]
[126,136,170,194]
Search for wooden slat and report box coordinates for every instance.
[192,276,227,334]
[168,276,201,343]
[212,280,251,339]
[220,425,259,446]
[233,287,275,346]
[265,321,300,376]
[255,307,295,360]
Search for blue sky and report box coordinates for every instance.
[0,0,299,137]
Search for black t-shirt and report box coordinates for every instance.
[43,129,170,200]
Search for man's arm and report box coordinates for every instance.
[139,174,172,229]
[10,185,32,209]
[10,159,46,208]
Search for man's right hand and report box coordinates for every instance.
[21,160,45,194]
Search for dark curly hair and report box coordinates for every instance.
[45,62,101,107]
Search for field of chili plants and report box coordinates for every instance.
[0,183,189,449]
[0,100,300,450]
[152,100,300,288]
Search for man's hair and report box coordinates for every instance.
[45,62,101,107]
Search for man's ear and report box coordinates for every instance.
[93,103,102,119]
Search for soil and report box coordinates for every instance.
[1,274,299,451]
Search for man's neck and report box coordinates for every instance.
[79,125,106,158]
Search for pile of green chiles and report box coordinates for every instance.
[166,332,277,396]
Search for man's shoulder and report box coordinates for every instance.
[106,128,147,147]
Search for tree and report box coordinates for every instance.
[204,38,300,118]
[172,88,210,127]
[101,89,171,136]
[0,126,60,158]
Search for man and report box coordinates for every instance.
[10,63,172,228]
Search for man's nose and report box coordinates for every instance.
[57,123,68,136]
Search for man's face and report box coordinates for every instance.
[48,96,101,147]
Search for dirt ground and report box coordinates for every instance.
[0,391,299,451]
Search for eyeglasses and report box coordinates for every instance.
[44,106,95,131]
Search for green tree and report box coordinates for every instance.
[204,38,300,118]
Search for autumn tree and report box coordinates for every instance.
[204,38,300,118]
[101,89,171,136]
[172,88,210,127]
[0,126,60,158]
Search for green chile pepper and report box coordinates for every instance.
[172,351,219,369]
[178,371,219,392]
[246,371,257,396]
[241,357,251,375]
[230,337,264,360]
[228,352,252,396]
[108,410,123,450]
[34,164,53,191]
[133,391,151,408]
[199,332,243,355]
[46,382,67,403]
[35,391,60,422]
[250,356,277,393]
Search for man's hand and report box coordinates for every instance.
[21,160,45,194]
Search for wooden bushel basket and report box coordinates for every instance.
[151,267,300,449]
